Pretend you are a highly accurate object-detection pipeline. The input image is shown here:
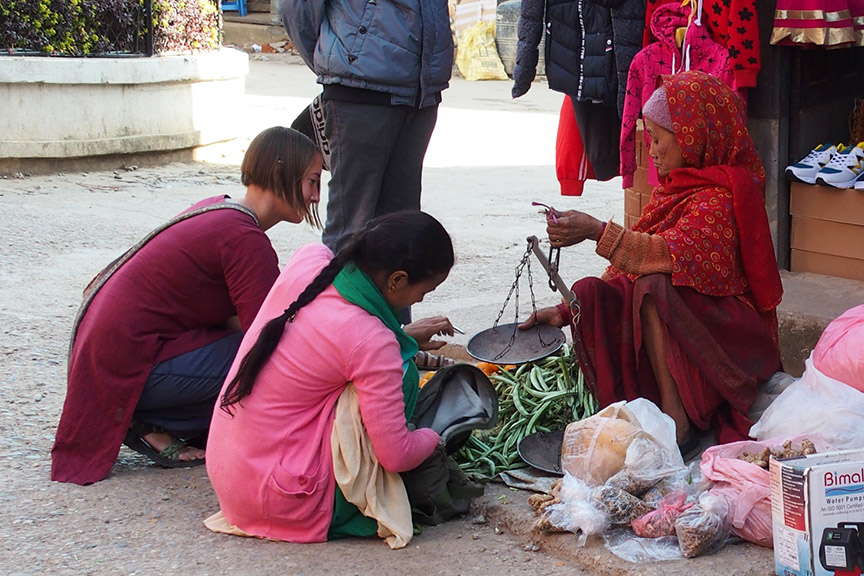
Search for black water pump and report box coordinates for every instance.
[820,522,864,576]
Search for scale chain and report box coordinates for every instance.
[490,239,555,361]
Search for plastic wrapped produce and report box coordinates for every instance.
[632,491,692,538]
[674,492,730,558]
[591,485,654,527]
[561,402,643,486]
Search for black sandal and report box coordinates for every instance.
[123,420,205,469]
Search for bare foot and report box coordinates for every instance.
[141,430,205,462]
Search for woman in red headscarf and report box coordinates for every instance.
[522,71,783,458]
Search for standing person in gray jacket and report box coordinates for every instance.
[280,0,454,254]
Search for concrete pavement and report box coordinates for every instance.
[1,51,860,575]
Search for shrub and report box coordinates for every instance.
[0,0,220,55]
[152,0,219,54]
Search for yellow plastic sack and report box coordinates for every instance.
[455,21,508,81]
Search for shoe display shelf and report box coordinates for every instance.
[790,181,864,281]
[624,123,653,229]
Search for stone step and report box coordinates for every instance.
[222,13,289,48]
[776,270,864,376]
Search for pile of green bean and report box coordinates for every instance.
[455,344,599,481]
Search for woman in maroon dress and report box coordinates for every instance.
[52,127,324,485]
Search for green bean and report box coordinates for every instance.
[454,347,599,482]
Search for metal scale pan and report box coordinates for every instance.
[466,322,565,365]
[517,428,565,475]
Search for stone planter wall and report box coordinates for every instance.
[0,48,248,167]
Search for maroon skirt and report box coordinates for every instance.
[568,274,781,444]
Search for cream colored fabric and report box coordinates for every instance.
[204,510,264,538]
[331,383,413,549]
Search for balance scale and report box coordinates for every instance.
[466,235,580,365]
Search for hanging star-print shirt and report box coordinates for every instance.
[620,2,735,188]
[643,0,760,89]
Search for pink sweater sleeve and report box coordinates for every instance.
[619,52,646,183]
[349,331,439,472]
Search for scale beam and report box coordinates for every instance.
[527,236,576,306]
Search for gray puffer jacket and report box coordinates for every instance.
[280,0,453,108]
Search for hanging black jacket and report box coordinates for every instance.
[511,0,617,106]
[586,0,646,116]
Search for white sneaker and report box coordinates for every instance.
[815,142,864,188]
[786,143,841,184]
[856,179,864,191]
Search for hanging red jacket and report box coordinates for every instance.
[556,95,596,196]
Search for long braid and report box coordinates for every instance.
[220,250,353,414]
[220,210,454,415]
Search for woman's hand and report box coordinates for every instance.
[547,210,604,248]
[518,306,566,329]
[404,316,455,351]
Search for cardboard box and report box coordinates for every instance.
[624,124,653,224]
[791,218,864,260]
[790,182,864,226]
[790,250,864,282]
[788,182,864,280]
[770,448,864,576]
[624,187,641,218]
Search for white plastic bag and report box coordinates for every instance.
[560,401,644,486]
[750,355,864,451]
[624,398,687,484]
[561,398,687,487]
[544,473,610,546]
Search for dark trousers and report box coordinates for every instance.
[320,99,438,254]
[570,99,621,181]
[134,332,243,437]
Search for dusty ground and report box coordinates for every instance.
[0,56,774,574]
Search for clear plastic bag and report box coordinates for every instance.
[590,485,654,527]
[603,529,683,562]
[605,465,658,497]
[674,492,730,558]
[543,473,610,546]
[632,491,692,538]
[561,402,644,486]
[561,399,687,488]
[624,399,688,486]
[750,355,864,451]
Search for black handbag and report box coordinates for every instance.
[402,364,499,525]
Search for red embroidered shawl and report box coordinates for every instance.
[626,71,783,313]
